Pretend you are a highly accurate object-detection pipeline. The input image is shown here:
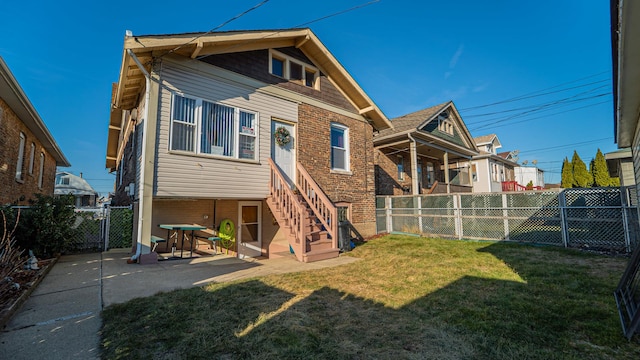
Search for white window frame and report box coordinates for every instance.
[16,132,25,181]
[269,49,319,89]
[28,143,35,175]
[169,93,259,162]
[38,153,44,188]
[330,122,350,172]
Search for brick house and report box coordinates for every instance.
[0,56,70,205]
[106,29,392,263]
[374,101,478,195]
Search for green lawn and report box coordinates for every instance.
[101,235,640,359]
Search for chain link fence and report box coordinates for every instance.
[69,206,133,252]
[376,187,640,253]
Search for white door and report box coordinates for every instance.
[271,120,296,187]
[237,201,262,259]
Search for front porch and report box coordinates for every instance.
[375,143,474,196]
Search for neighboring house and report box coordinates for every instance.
[606,148,635,186]
[514,166,545,189]
[471,134,518,192]
[612,1,640,201]
[54,172,99,208]
[106,29,392,263]
[0,56,70,205]
[374,101,479,195]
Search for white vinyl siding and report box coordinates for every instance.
[155,59,298,199]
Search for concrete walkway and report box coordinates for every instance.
[0,249,358,359]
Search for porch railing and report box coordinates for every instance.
[268,159,308,261]
[502,181,543,191]
[296,163,338,249]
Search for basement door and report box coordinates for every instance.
[237,201,262,259]
[271,120,296,187]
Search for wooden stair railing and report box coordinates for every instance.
[268,158,308,262]
[296,163,338,250]
[427,181,440,194]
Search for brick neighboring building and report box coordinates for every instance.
[0,57,70,205]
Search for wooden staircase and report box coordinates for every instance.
[267,159,339,262]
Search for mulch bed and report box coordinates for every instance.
[0,258,57,328]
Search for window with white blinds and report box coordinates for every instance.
[170,93,258,161]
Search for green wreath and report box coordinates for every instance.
[274,126,291,146]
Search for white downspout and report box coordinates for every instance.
[128,49,151,261]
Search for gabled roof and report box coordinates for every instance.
[111,28,391,129]
[54,172,98,196]
[108,28,393,170]
[473,134,498,146]
[0,57,70,167]
[497,151,512,159]
[377,102,448,136]
[374,101,478,154]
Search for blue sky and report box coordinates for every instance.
[0,0,613,194]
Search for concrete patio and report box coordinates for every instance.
[0,248,359,359]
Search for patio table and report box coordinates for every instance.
[159,224,207,259]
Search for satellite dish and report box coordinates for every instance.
[522,160,528,165]
[512,150,520,156]
[532,160,538,165]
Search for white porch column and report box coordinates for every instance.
[410,140,419,195]
[444,151,450,193]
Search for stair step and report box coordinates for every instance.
[302,248,340,262]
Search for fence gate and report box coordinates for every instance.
[72,206,133,252]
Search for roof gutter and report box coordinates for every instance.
[127,49,150,262]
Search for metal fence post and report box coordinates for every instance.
[103,206,111,251]
[502,193,510,241]
[454,194,462,240]
[385,196,393,233]
[622,187,632,253]
[417,196,423,234]
[559,191,569,248]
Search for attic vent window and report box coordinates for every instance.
[269,49,319,89]
[437,113,454,135]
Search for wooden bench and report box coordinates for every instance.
[194,229,221,254]
[151,235,166,252]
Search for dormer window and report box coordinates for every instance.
[269,49,319,89]
[437,112,454,135]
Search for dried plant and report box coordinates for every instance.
[0,208,24,308]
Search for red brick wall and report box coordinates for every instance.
[297,103,376,232]
[0,98,57,205]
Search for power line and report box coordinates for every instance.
[459,71,610,111]
[517,137,613,154]
[462,82,610,119]
[161,0,271,58]
[470,97,610,131]
[471,100,609,131]
[197,0,381,60]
